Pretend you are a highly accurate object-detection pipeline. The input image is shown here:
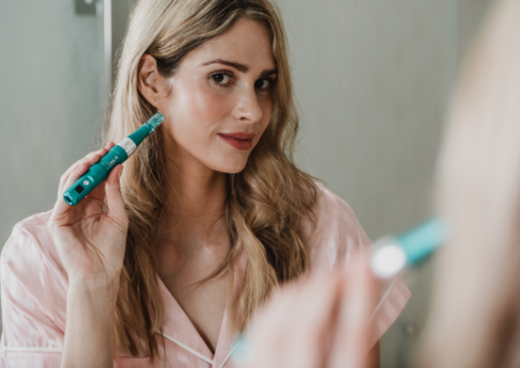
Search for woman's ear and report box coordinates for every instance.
[137,54,167,108]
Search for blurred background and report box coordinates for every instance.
[0,0,494,366]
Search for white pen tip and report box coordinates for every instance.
[371,245,406,279]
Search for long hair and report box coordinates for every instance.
[418,0,520,366]
[102,0,319,360]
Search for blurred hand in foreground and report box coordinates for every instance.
[237,255,380,368]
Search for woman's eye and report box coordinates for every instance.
[211,73,275,90]
[212,73,233,87]
[255,79,272,90]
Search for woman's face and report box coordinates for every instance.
[140,18,277,174]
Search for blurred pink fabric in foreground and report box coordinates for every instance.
[0,182,410,367]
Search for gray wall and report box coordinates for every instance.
[0,1,105,237]
[282,0,492,367]
[0,0,493,366]
[282,2,456,367]
[0,0,105,331]
[279,1,492,367]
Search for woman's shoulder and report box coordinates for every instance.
[2,209,61,268]
[1,208,67,300]
[312,182,363,228]
[306,181,372,270]
[1,209,68,347]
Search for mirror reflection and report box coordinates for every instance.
[0,0,501,367]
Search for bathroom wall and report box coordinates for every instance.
[0,0,105,330]
[280,0,491,366]
[280,2,456,366]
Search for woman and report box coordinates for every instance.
[0,0,410,367]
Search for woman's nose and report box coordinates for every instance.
[231,88,264,123]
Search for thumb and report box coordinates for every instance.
[105,165,128,227]
[330,255,379,368]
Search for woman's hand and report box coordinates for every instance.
[48,142,129,368]
[47,142,128,288]
[239,255,380,368]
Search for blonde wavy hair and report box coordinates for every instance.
[101,0,319,360]
[419,0,520,366]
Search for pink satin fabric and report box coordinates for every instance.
[0,182,410,367]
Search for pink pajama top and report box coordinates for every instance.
[0,182,410,367]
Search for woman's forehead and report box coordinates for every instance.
[181,18,276,73]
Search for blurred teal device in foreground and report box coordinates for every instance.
[231,217,449,366]
[63,112,164,206]
[371,217,448,279]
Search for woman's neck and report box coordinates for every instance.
[155,145,228,258]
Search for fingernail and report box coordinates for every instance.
[118,167,123,180]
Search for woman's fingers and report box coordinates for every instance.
[57,143,115,201]
[52,143,116,224]
[82,143,119,204]
[243,271,343,368]
[104,164,128,230]
[52,160,95,223]
[239,258,379,368]
[277,273,340,368]
[84,178,108,204]
[329,256,379,368]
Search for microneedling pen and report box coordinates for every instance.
[63,112,165,206]
[371,217,448,279]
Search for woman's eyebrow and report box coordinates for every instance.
[260,69,278,78]
[201,59,277,77]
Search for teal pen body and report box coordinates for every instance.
[63,112,164,206]
[397,217,448,265]
[370,217,448,279]
[63,147,128,206]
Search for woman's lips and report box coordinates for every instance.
[218,133,254,150]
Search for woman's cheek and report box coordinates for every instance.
[181,90,232,152]
[259,98,273,131]
[190,83,231,120]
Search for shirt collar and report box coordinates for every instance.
[156,250,247,367]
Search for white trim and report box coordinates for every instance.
[368,278,398,324]
[0,347,63,353]
[159,333,213,364]
[117,137,137,156]
[219,342,239,368]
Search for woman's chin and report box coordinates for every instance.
[213,159,248,174]
[222,164,248,174]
